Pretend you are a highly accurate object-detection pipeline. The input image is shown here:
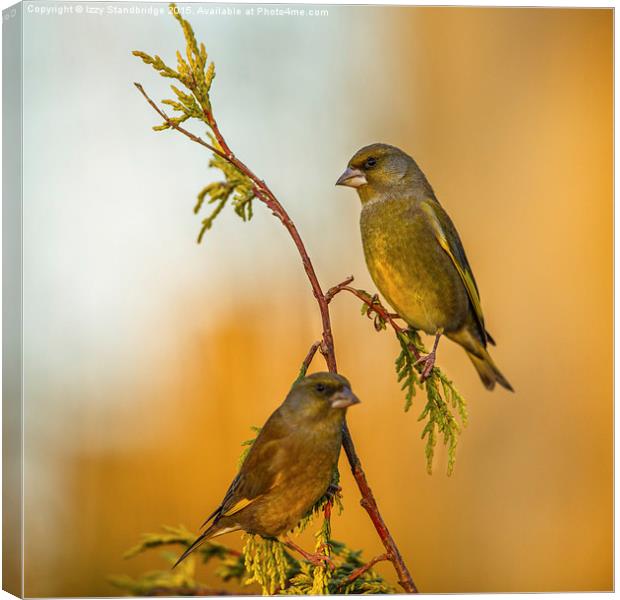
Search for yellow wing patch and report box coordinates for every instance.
[222,497,254,517]
[221,472,285,518]
[421,202,485,331]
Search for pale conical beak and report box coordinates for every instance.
[330,387,361,409]
[335,167,367,188]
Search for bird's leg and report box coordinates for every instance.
[325,483,342,502]
[283,538,335,569]
[414,330,443,382]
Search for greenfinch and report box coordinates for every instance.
[336,143,512,392]
[174,372,360,567]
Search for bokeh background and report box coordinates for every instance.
[17,3,612,595]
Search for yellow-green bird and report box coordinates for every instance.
[174,372,360,567]
[336,143,512,392]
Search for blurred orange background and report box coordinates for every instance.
[19,4,611,595]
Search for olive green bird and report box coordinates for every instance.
[336,143,512,392]
[174,372,360,567]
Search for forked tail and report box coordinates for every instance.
[467,349,513,392]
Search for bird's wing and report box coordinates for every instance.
[420,199,488,343]
[202,409,290,528]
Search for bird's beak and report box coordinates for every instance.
[330,387,361,409]
[335,167,367,188]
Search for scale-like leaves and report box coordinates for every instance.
[133,3,255,241]
[358,297,468,475]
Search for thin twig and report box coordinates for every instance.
[325,275,355,301]
[341,425,418,592]
[301,340,321,374]
[134,83,229,161]
[343,552,389,586]
[328,283,422,362]
[338,285,404,332]
[294,340,322,384]
[136,84,340,365]
[135,83,418,594]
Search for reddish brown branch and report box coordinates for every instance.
[325,275,355,301]
[328,282,422,361]
[328,283,404,334]
[135,83,417,593]
[344,552,389,586]
[299,340,321,377]
[341,428,417,591]
[134,83,230,161]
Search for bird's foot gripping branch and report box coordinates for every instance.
[325,280,468,476]
[111,457,395,595]
[111,525,394,595]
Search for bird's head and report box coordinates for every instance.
[285,372,360,422]
[336,143,432,202]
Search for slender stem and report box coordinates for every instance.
[332,285,404,332]
[328,282,422,361]
[298,340,321,378]
[134,83,229,161]
[249,186,338,372]
[341,427,417,592]
[135,83,417,593]
[324,275,355,301]
[343,552,389,586]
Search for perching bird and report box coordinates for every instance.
[174,372,360,567]
[336,143,512,391]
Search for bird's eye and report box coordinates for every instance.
[315,383,326,393]
[364,157,377,169]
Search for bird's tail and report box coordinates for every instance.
[173,529,212,569]
[173,522,234,569]
[466,349,513,392]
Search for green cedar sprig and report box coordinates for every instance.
[284,540,394,595]
[133,4,255,242]
[358,299,468,476]
[243,535,291,594]
[112,527,393,596]
[109,525,243,595]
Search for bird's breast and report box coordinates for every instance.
[360,197,468,334]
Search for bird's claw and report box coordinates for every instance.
[326,483,342,499]
[285,539,335,570]
[414,351,436,382]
